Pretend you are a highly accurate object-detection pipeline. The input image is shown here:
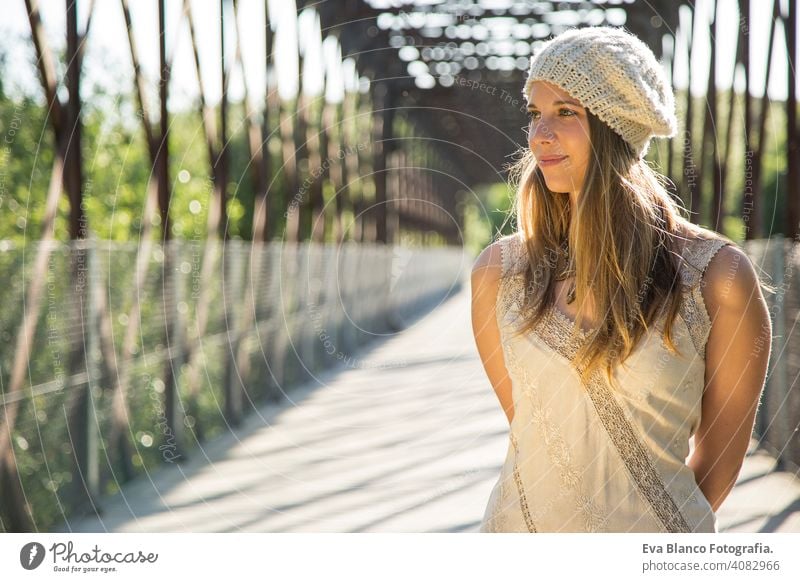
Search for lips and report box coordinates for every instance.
[538,155,567,167]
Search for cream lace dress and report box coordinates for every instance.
[479,231,731,533]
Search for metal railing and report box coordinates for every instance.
[2,236,795,532]
[747,236,800,472]
[0,239,468,531]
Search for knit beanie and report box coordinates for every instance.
[523,26,677,158]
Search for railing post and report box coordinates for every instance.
[303,242,318,376]
[299,242,316,380]
[224,241,244,426]
[763,235,789,464]
[263,243,284,397]
[164,239,186,461]
[772,235,789,467]
[271,243,291,392]
[83,239,100,501]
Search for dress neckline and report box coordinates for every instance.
[549,302,595,337]
[547,234,698,338]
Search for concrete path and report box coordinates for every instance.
[63,286,800,533]
[716,444,800,532]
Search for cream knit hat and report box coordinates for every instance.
[523,26,677,158]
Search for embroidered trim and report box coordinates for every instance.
[509,432,538,532]
[529,392,607,531]
[495,235,530,331]
[678,238,730,359]
[504,341,607,531]
[482,479,511,533]
[493,480,511,531]
[486,476,531,533]
[499,233,526,278]
[530,296,691,532]
[496,274,523,323]
[499,233,729,359]
[582,371,692,533]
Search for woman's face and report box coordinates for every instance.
[526,81,592,202]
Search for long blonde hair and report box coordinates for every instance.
[507,111,729,389]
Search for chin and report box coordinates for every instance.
[543,181,569,193]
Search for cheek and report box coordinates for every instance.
[571,127,592,160]
[580,124,592,153]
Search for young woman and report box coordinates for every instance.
[471,26,772,532]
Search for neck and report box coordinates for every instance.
[568,199,578,244]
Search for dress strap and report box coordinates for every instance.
[499,232,527,278]
[679,237,730,289]
[496,233,529,323]
[678,237,731,359]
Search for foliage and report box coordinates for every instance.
[0,82,270,245]
[462,181,515,258]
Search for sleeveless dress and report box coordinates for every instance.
[479,231,732,533]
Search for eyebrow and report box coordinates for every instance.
[527,99,582,108]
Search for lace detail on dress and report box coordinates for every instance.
[534,308,585,363]
[504,342,607,531]
[678,238,731,359]
[582,371,692,533]
[509,432,538,532]
[499,233,527,278]
[496,275,524,324]
[496,234,529,325]
[527,298,692,532]
[482,479,511,533]
[497,233,728,361]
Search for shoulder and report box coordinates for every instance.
[683,229,770,332]
[471,241,503,303]
[471,233,528,306]
[472,232,525,280]
[472,239,504,277]
[678,225,737,285]
[701,242,766,314]
[681,224,753,297]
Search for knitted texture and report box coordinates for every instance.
[523,26,677,158]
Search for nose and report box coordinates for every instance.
[528,117,554,147]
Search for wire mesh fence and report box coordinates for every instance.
[2,236,797,532]
[748,236,800,473]
[0,239,468,531]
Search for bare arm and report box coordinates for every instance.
[688,245,772,511]
[471,241,515,425]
